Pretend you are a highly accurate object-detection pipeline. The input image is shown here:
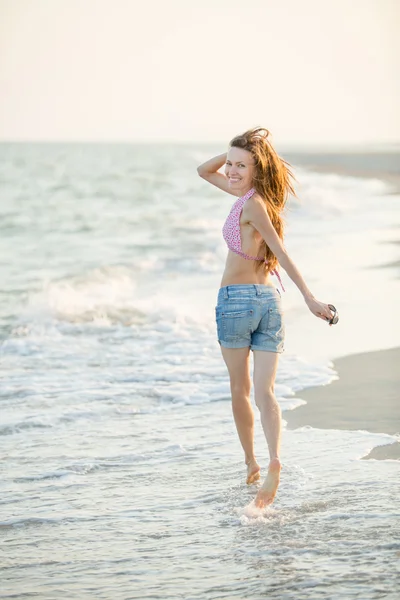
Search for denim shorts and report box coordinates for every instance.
[215,284,285,353]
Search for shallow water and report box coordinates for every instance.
[1,143,399,599]
[2,401,399,599]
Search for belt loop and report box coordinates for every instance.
[255,285,261,296]
[224,286,229,299]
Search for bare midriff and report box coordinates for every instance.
[220,251,273,287]
[220,216,274,288]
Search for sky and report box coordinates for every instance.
[0,0,399,145]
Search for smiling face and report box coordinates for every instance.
[224,147,256,195]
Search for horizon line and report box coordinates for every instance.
[1,139,400,148]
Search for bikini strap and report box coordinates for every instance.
[272,268,285,293]
[263,259,285,292]
[242,187,256,202]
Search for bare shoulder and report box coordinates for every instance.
[243,193,272,228]
[245,192,268,213]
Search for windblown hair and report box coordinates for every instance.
[229,126,296,273]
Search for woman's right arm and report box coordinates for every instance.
[247,195,335,323]
[197,153,237,196]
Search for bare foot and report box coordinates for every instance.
[254,458,281,507]
[246,459,261,485]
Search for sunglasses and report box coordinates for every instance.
[328,304,339,325]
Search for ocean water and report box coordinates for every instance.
[0,143,399,599]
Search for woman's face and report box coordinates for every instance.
[224,147,256,195]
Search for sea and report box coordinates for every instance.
[1,142,399,599]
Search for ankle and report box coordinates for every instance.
[245,455,257,466]
[269,457,281,470]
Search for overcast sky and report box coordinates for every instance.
[0,0,398,145]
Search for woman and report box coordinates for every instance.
[197,127,335,509]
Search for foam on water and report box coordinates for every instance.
[1,143,399,599]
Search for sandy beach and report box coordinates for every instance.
[283,347,400,460]
[285,150,400,193]
[281,152,400,461]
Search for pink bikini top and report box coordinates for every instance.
[222,187,285,292]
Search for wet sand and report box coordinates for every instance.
[283,347,400,460]
[280,154,400,458]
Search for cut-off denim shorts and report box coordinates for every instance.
[215,284,285,353]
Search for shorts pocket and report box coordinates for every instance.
[267,306,284,340]
[218,308,254,342]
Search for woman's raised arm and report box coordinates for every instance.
[197,153,237,196]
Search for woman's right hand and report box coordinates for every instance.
[305,297,335,325]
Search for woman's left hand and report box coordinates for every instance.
[305,297,335,325]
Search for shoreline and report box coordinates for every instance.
[281,154,399,460]
[282,347,400,460]
[284,150,400,193]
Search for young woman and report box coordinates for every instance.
[197,127,335,509]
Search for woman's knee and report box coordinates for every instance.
[254,388,278,411]
[230,379,251,400]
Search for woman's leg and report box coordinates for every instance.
[252,350,282,507]
[220,345,261,484]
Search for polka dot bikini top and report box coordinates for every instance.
[222,186,285,292]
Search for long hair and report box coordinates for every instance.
[229,127,296,273]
